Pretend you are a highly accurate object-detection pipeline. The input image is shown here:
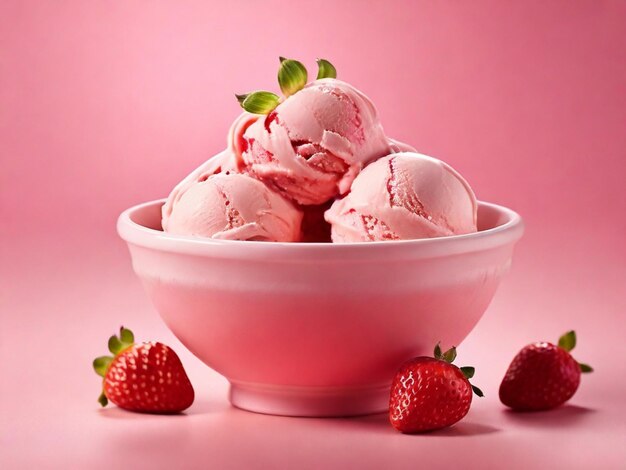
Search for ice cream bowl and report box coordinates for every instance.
[118,200,523,417]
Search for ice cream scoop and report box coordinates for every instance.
[161,149,237,227]
[163,172,302,241]
[161,113,259,226]
[236,78,391,205]
[325,152,477,242]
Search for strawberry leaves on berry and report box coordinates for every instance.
[557,330,576,352]
[94,326,134,378]
[93,356,113,377]
[434,342,483,397]
[236,57,337,114]
[107,326,134,355]
[499,330,592,411]
[389,343,483,433]
[93,327,194,413]
[93,326,135,407]
[557,330,593,373]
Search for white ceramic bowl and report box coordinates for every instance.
[118,200,523,417]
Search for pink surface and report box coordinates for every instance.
[1,0,625,468]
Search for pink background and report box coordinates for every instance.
[2,1,625,468]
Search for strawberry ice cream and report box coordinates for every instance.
[235,79,391,205]
[325,153,477,242]
[163,172,302,241]
[161,58,480,244]
[161,113,260,225]
[161,149,236,228]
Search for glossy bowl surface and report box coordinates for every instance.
[118,200,523,416]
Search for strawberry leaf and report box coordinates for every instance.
[316,58,337,79]
[434,342,443,360]
[93,356,113,377]
[98,392,108,407]
[471,385,484,397]
[558,330,576,352]
[442,346,457,363]
[579,362,593,373]
[119,327,134,344]
[108,335,123,354]
[460,366,475,379]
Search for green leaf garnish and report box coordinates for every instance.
[442,346,457,363]
[471,385,484,397]
[460,366,475,379]
[93,356,113,377]
[316,58,337,79]
[237,91,280,115]
[278,57,308,97]
[579,363,593,373]
[558,330,576,352]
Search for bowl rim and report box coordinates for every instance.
[118,199,524,259]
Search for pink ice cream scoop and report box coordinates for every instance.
[163,172,302,241]
[161,149,237,226]
[236,78,391,205]
[325,152,478,242]
[161,113,259,225]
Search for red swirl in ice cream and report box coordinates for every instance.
[325,153,478,242]
[236,79,391,205]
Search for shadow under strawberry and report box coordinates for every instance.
[502,404,596,428]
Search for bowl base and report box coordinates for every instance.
[229,381,391,417]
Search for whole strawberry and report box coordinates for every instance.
[389,344,483,433]
[499,330,593,411]
[93,327,194,413]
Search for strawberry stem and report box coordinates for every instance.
[579,362,593,373]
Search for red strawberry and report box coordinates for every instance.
[93,327,194,413]
[499,330,593,411]
[389,344,483,433]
